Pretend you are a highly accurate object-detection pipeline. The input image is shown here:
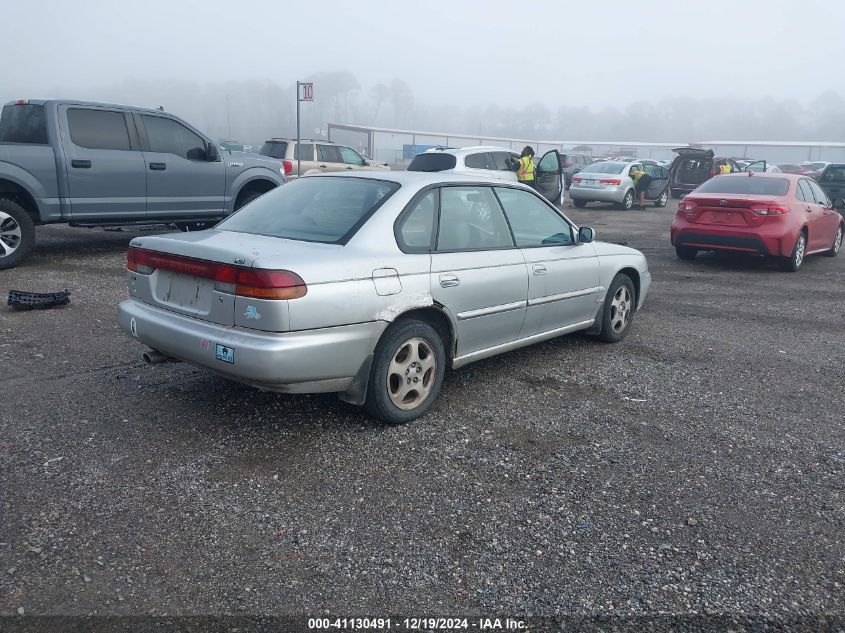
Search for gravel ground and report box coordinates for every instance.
[0,198,843,628]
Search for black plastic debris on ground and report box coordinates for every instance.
[7,289,71,310]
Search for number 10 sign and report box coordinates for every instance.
[299,82,314,101]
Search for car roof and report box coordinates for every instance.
[584,160,636,167]
[304,170,529,187]
[718,172,801,180]
[423,145,515,156]
[266,138,332,143]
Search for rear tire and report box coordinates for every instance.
[655,189,669,207]
[675,245,698,260]
[597,274,636,343]
[621,189,635,210]
[364,319,446,425]
[573,199,588,208]
[779,231,807,272]
[823,224,843,257]
[0,197,36,271]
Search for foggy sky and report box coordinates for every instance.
[5,0,845,110]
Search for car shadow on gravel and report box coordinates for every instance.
[679,250,814,273]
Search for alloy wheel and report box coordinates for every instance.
[0,210,22,257]
[795,234,806,268]
[834,227,843,254]
[387,337,437,410]
[610,286,632,334]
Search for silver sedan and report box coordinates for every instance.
[118,172,651,424]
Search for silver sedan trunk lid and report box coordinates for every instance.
[128,230,268,327]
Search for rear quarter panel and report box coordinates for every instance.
[0,145,62,221]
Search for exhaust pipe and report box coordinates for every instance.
[142,349,177,365]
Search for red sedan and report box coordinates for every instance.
[670,173,844,271]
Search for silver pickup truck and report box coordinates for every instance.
[0,99,285,269]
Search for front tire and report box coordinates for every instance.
[779,231,806,272]
[365,319,446,425]
[573,199,588,208]
[823,224,843,257]
[597,274,636,343]
[655,189,669,207]
[621,189,634,210]
[0,197,36,271]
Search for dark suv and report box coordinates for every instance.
[669,146,742,198]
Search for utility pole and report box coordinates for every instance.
[226,92,231,139]
[296,81,301,177]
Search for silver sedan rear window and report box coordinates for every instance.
[217,176,400,244]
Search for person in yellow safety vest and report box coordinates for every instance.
[515,146,536,188]
[630,165,652,210]
[718,161,732,175]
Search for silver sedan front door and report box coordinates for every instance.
[494,187,600,338]
[430,186,528,357]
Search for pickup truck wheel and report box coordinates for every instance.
[235,190,263,210]
[365,319,445,425]
[0,198,35,270]
[176,221,213,232]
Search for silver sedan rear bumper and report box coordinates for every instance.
[118,299,386,393]
[569,184,629,204]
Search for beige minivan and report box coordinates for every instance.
[259,138,390,178]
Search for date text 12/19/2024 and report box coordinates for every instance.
[308,618,527,630]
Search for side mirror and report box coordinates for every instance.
[578,226,595,243]
[206,142,220,162]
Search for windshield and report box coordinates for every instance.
[819,166,845,182]
[695,175,789,196]
[407,153,457,172]
[259,141,288,159]
[0,104,48,144]
[582,162,626,175]
[216,176,400,244]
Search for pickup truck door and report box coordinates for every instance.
[58,105,147,220]
[134,113,226,220]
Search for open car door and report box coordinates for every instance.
[535,150,563,204]
[643,164,670,202]
[743,160,767,173]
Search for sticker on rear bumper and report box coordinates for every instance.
[215,344,235,364]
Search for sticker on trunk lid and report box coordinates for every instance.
[215,344,235,364]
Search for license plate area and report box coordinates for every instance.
[146,271,235,325]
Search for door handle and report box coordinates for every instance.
[532,264,547,275]
[345,166,353,170]
[149,162,167,171]
[71,159,91,168]
[439,274,460,288]
[319,164,327,168]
